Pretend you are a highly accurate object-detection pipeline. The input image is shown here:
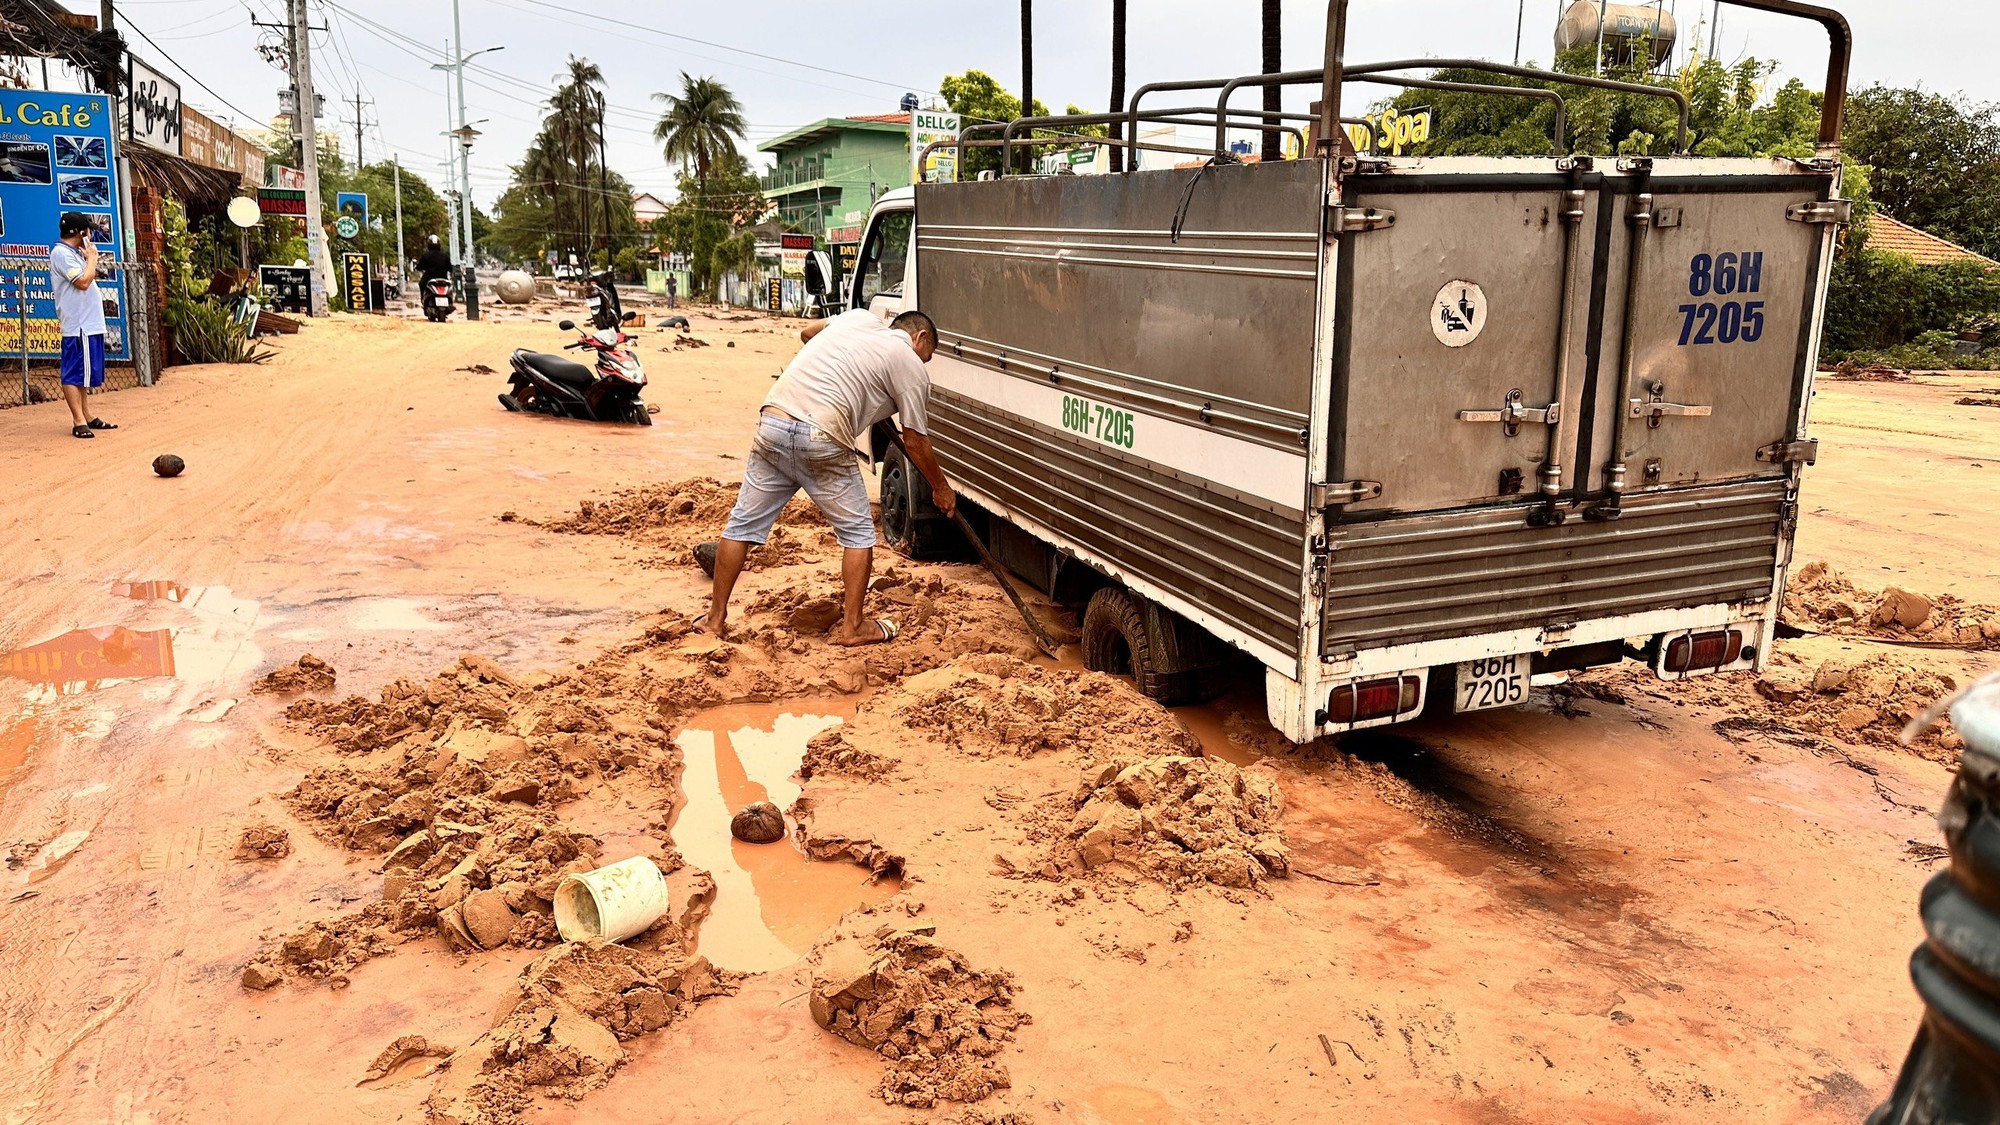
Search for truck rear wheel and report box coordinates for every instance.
[1081,587,1200,706]
[879,445,961,559]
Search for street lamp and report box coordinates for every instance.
[902,92,920,184]
[432,35,503,319]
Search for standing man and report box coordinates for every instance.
[51,211,115,439]
[665,272,678,309]
[699,309,953,646]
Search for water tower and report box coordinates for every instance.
[1555,1,1679,71]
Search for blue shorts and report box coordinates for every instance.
[722,414,876,550]
[60,334,105,388]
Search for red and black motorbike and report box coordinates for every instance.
[499,305,651,426]
[421,276,454,322]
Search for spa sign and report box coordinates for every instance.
[0,89,131,361]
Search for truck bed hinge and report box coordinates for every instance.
[1329,206,1396,235]
[1311,480,1383,507]
[1756,438,1819,466]
[1786,199,1853,225]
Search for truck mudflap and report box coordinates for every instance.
[1321,477,1787,656]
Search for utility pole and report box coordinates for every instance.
[97,1,117,96]
[350,90,371,167]
[440,53,459,268]
[392,154,406,306]
[289,0,330,315]
[437,0,497,320]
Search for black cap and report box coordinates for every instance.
[59,212,93,238]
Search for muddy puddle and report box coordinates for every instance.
[672,701,899,972]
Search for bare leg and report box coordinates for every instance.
[700,538,754,636]
[833,547,886,645]
[61,385,87,427]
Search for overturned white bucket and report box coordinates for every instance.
[553,856,671,943]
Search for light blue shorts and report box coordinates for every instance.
[722,414,875,550]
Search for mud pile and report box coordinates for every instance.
[1785,562,2000,649]
[531,475,835,569]
[253,654,336,694]
[810,928,1025,1108]
[897,655,1200,758]
[1746,652,1964,758]
[426,938,731,1125]
[244,814,608,987]
[1058,755,1289,889]
[233,824,291,860]
[738,567,1053,680]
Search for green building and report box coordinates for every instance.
[760,113,912,245]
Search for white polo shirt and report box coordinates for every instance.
[762,310,931,448]
[50,241,106,338]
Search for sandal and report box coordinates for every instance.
[86,418,117,430]
[71,425,94,439]
[836,618,899,647]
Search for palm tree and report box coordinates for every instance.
[1109,0,1127,172]
[548,57,606,262]
[1261,0,1283,162]
[652,74,747,184]
[1020,1,1034,130]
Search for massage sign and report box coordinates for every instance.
[0,89,131,360]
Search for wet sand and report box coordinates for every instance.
[0,309,1991,1123]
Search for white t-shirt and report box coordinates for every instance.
[50,241,106,338]
[763,309,931,448]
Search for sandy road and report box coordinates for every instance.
[0,310,1989,1124]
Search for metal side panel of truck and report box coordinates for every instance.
[849,146,1838,742]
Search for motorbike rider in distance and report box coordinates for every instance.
[416,234,453,285]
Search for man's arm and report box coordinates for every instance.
[897,428,956,519]
[77,243,99,288]
[799,318,831,344]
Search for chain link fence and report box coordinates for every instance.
[0,256,158,408]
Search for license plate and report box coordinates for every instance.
[1454,654,1531,713]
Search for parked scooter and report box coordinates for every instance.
[422,276,454,322]
[499,310,651,425]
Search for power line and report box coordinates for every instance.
[117,11,263,124]
[503,0,934,96]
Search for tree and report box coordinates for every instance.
[652,73,748,183]
[546,56,608,263]
[940,70,1050,176]
[1842,85,2000,261]
[1260,0,1282,163]
[1020,0,1033,132]
[652,149,767,293]
[1109,0,1128,172]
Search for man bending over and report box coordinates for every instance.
[699,309,954,646]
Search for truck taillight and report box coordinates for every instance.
[1328,675,1422,724]
[1664,629,1744,674]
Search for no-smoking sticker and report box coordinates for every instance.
[1432,280,1487,348]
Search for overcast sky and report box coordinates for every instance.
[68,0,2000,208]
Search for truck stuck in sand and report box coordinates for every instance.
[832,0,1854,743]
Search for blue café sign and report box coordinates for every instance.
[0,90,130,361]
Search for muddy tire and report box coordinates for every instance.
[627,401,653,426]
[1080,587,1200,705]
[879,445,959,559]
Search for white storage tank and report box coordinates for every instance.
[1555,0,1679,70]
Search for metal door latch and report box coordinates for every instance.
[1786,199,1854,225]
[1329,206,1396,234]
[1756,438,1819,465]
[1310,480,1383,507]
[1457,388,1560,437]
[1629,381,1712,429]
